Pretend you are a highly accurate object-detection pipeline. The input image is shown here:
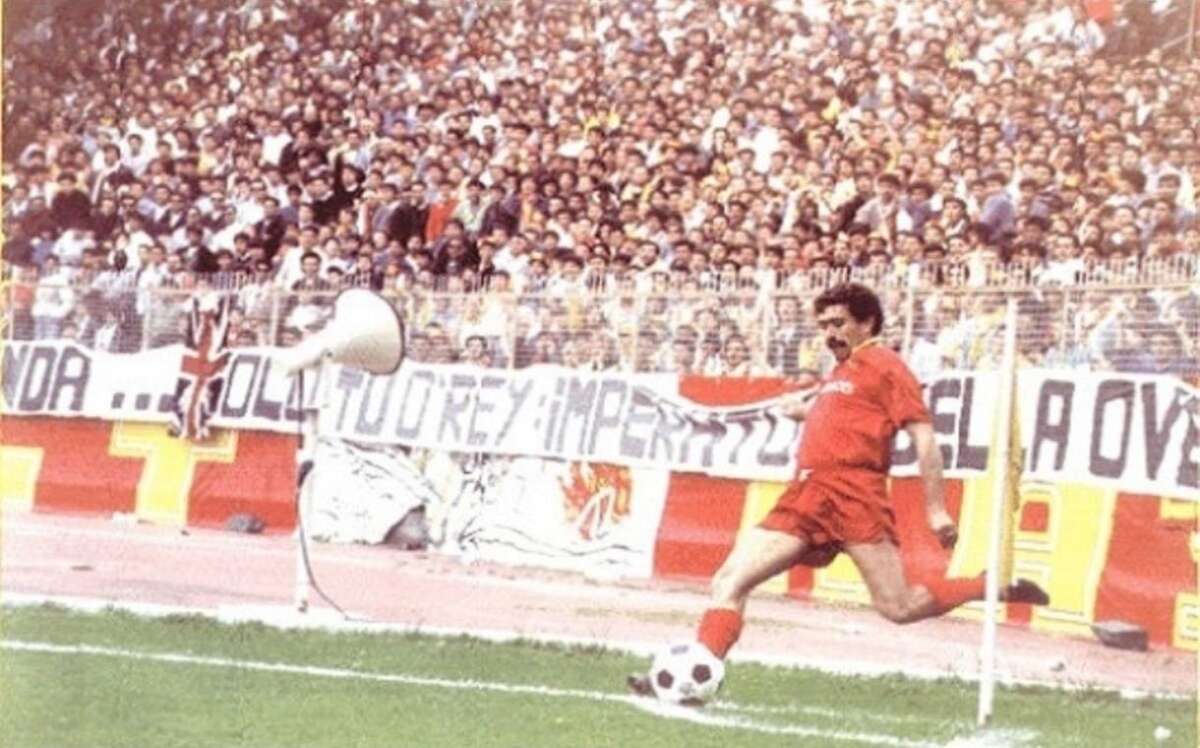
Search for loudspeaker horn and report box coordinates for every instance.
[279,289,406,376]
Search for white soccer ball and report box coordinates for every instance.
[649,642,726,705]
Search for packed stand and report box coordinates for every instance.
[1,0,1197,379]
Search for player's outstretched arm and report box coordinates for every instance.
[775,389,818,421]
[906,420,957,549]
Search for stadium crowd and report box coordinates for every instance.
[1,0,1198,378]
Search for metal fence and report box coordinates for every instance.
[3,260,1198,379]
[1145,0,1199,58]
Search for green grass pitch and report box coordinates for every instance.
[0,605,1193,747]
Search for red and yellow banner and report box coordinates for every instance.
[2,392,1196,650]
[0,416,298,530]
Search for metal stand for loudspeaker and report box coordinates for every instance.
[292,367,319,614]
[287,362,360,623]
[293,483,312,613]
[277,289,406,622]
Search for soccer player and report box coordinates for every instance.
[630,282,1048,696]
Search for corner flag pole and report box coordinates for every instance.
[977,296,1020,727]
[1193,529,1199,740]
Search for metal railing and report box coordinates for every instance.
[3,258,1197,378]
[1145,0,1199,57]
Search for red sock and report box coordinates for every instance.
[697,608,743,659]
[923,576,986,615]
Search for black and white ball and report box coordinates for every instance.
[649,642,725,705]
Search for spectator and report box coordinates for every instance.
[50,172,91,234]
[425,323,457,364]
[461,335,492,368]
[0,0,1193,383]
[665,338,697,374]
[978,174,1017,249]
[30,255,73,339]
[719,334,769,377]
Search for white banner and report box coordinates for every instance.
[314,363,1199,498]
[420,453,670,578]
[306,438,433,545]
[1,341,312,433]
[1018,370,1200,501]
[315,363,804,481]
[3,341,1197,500]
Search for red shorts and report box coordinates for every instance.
[759,470,897,568]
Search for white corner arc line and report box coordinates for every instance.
[1,639,938,748]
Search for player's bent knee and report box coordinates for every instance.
[874,598,919,624]
[876,604,906,624]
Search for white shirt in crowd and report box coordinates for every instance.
[276,245,330,289]
[32,269,75,320]
[233,197,266,227]
[52,230,95,267]
[125,118,158,154]
[261,131,293,166]
[135,263,168,316]
[209,221,248,253]
[120,229,156,271]
[491,245,530,280]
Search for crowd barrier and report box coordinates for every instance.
[4,256,1199,379]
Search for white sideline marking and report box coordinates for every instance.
[626,698,939,746]
[3,596,957,732]
[941,730,1039,747]
[709,700,953,727]
[1,592,1190,700]
[3,639,938,748]
[4,594,942,732]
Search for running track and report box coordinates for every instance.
[0,510,1192,697]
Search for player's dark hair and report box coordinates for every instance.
[814,282,884,335]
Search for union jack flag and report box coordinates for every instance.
[169,294,233,441]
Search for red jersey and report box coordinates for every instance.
[1082,0,1114,23]
[798,341,930,476]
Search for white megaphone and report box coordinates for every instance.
[279,289,406,376]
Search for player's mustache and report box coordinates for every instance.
[826,337,845,349]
